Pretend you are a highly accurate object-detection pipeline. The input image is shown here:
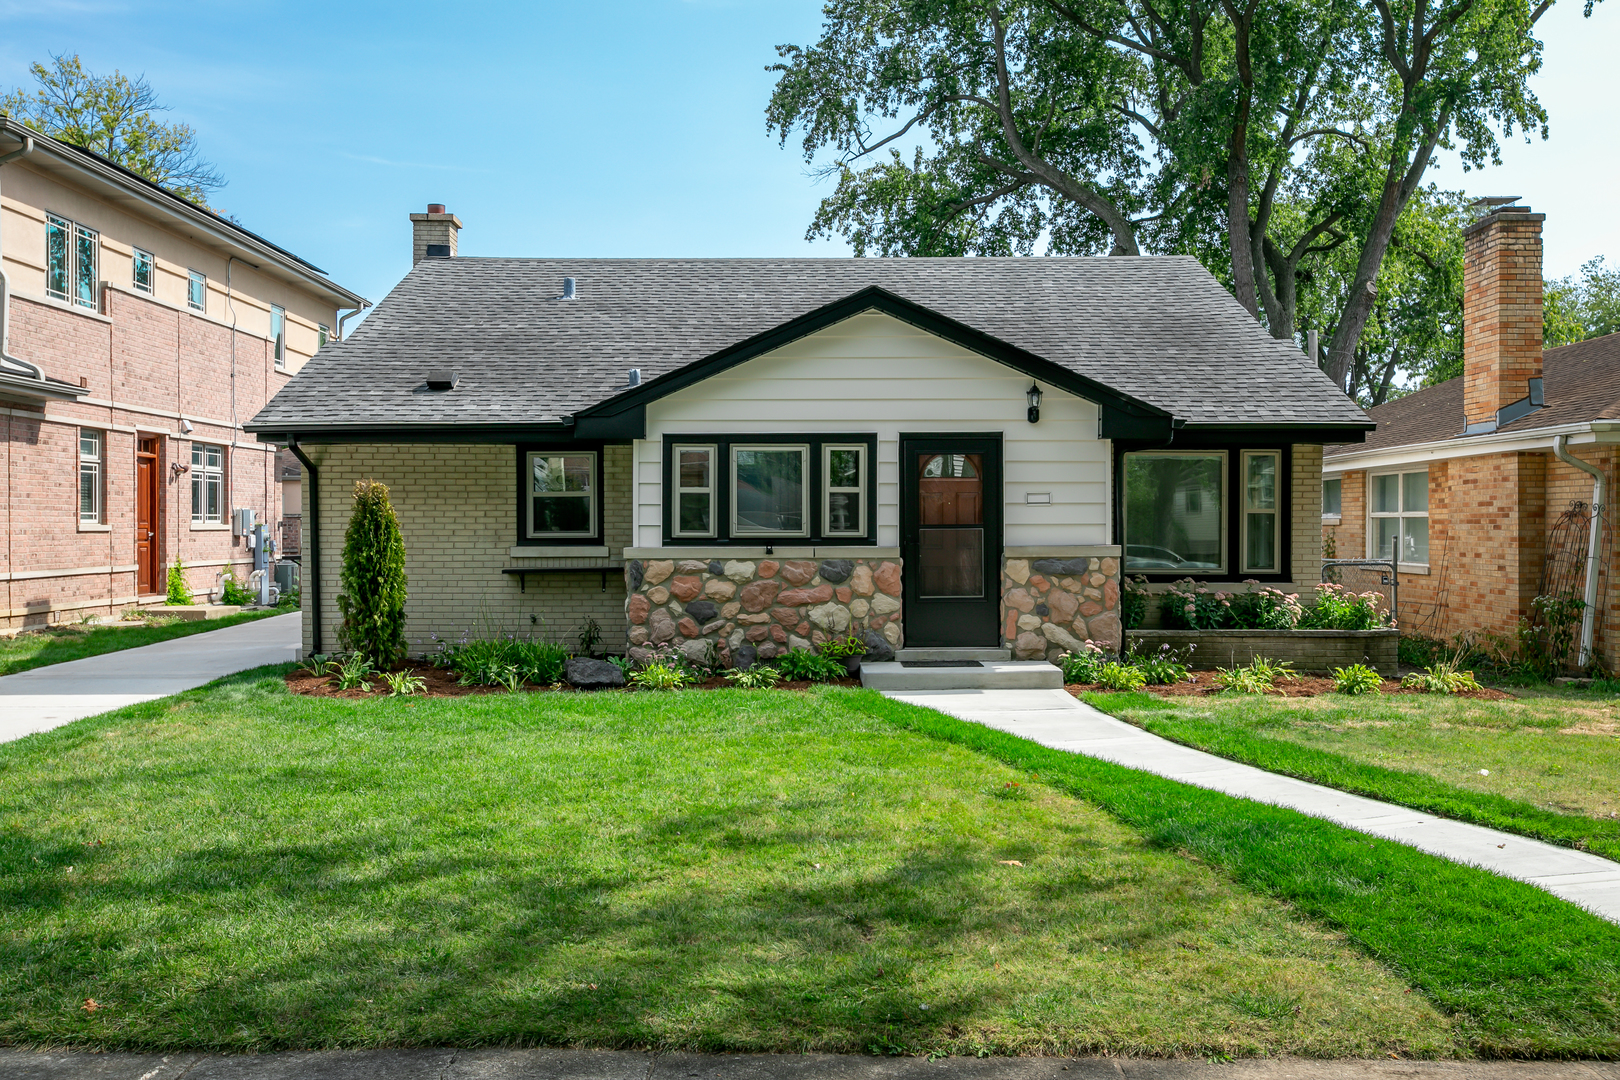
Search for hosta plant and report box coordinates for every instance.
[1332,663,1384,695]
[1401,661,1483,694]
[630,658,691,691]
[775,649,844,683]
[382,670,427,697]
[726,665,784,689]
[1093,661,1147,692]
[333,653,378,692]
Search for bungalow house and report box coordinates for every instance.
[1323,202,1617,671]
[0,118,367,627]
[246,207,1372,666]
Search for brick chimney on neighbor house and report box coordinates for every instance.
[409,203,462,265]
[1462,198,1546,434]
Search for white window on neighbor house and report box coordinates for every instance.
[1370,469,1429,568]
[78,429,104,524]
[187,269,207,312]
[673,444,716,538]
[132,247,155,295]
[1122,450,1227,574]
[1322,476,1342,517]
[731,444,808,537]
[1241,450,1280,573]
[191,442,224,524]
[527,451,596,538]
[317,323,330,350]
[46,213,99,310]
[823,444,866,537]
[270,305,287,369]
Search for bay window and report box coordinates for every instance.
[1370,470,1429,568]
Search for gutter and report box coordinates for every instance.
[287,438,321,655]
[1552,434,1606,669]
[0,136,45,382]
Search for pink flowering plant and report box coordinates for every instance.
[1160,578,1305,631]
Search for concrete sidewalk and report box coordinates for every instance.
[3,1048,1616,1080]
[885,688,1620,924]
[0,612,301,744]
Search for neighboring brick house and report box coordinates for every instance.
[246,207,1371,662]
[1323,201,1618,670]
[0,119,367,627]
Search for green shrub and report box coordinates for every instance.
[514,640,569,686]
[1120,575,1150,630]
[775,649,844,682]
[1127,640,1194,685]
[1398,633,1445,668]
[576,617,603,658]
[1093,661,1147,691]
[1056,645,1107,684]
[1303,583,1388,630]
[1401,661,1483,694]
[164,561,193,606]
[219,569,255,606]
[726,665,784,689]
[336,479,409,668]
[1332,663,1384,695]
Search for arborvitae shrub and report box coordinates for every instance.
[336,479,408,666]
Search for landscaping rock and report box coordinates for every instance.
[861,629,895,663]
[818,559,854,584]
[567,657,625,690]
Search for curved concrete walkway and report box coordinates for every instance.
[885,688,1620,924]
[0,612,301,744]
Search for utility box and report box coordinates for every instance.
[231,507,258,537]
[275,560,299,598]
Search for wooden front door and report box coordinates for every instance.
[136,437,160,594]
[899,435,1003,648]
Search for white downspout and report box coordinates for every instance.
[1553,433,1606,668]
[0,136,46,381]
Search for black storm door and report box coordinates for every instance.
[899,435,1003,648]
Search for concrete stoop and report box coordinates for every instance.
[861,648,1063,690]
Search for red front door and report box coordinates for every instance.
[136,438,160,594]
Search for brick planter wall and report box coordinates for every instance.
[1002,553,1123,661]
[625,556,902,669]
[1126,628,1400,675]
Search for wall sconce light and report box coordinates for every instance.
[1026,382,1042,424]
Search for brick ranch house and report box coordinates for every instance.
[0,118,367,627]
[1323,201,1618,671]
[247,208,1372,664]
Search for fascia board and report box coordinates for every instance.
[1322,421,1601,476]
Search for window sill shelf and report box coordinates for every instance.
[509,545,609,558]
[77,523,112,533]
[1321,515,1342,525]
[190,523,231,531]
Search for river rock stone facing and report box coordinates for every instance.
[1001,554,1121,661]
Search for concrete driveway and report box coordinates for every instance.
[0,612,301,744]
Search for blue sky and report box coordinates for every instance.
[1,0,1613,315]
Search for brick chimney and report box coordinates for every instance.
[409,203,462,265]
[1462,198,1545,434]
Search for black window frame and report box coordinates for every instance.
[660,432,878,546]
[514,441,605,547]
[1114,441,1294,583]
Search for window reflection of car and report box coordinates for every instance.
[1125,544,1220,570]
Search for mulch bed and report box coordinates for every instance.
[1067,669,1513,700]
[284,664,860,699]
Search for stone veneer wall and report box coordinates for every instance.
[625,556,902,668]
[1002,555,1123,660]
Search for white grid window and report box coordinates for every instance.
[527,451,596,538]
[187,270,207,312]
[271,305,287,369]
[1241,450,1280,573]
[46,213,99,309]
[731,445,808,536]
[132,247,155,295]
[673,445,716,538]
[191,443,224,524]
[79,429,103,524]
[1370,470,1429,568]
[823,444,865,536]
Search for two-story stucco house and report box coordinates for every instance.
[246,208,1371,665]
[0,118,367,627]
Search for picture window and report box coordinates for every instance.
[731,445,809,537]
[1123,451,1226,574]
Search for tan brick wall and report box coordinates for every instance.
[1463,209,1545,426]
[301,443,632,657]
[1291,444,1323,585]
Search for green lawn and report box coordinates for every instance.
[1081,688,1620,860]
[2,674,1618,1058]
[0,610,287,676]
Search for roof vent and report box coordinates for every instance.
[424,244,451,258]
[425,370,458,391]
[562,277,576,300]
[627,368,641,387]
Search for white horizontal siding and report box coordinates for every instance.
[642,311,1110,549]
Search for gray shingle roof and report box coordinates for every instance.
[248,256,1369,433]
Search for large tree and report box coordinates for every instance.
[1,53,224,205]
[1544,256,1620,346]
[769,0,1600,391]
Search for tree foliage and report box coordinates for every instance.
[1,53,224,204]
[1544,257,1620,347]
[336,480,408,668]
[768,0,1603,394]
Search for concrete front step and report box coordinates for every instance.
[893,647,1012,662]
[860,660,1063,691]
